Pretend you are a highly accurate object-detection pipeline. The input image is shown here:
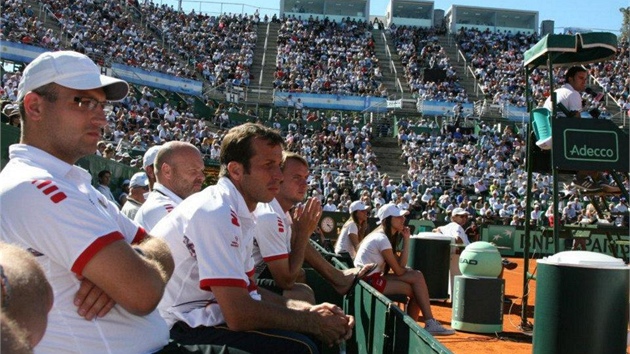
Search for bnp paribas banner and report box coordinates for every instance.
[481,224,628,259]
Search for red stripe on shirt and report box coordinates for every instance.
[71,232,125,276]
[131,227,148,245]
[200,278,247,291]
[34,180,52,188]
[263,253,289,262]
[50,192,67,203]
[42,185,58,195]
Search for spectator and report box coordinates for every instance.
[354,204,455,336]
[334,200,370,259]
[120,172,150,219]
[96,169,121,208]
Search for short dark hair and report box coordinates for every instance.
[97,170,111,179]
[564,66,587,82]
[219,123,285,178]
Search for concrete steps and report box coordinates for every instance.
[371,29,401,98]
[370,136,408,180]
[435,34,480,103]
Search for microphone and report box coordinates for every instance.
[584,87,604,103]
[584,88,603,119]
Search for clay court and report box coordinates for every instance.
[427,256,537,353]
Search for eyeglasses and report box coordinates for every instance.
[73,97,112,111]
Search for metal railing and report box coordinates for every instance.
[258,21,270,87]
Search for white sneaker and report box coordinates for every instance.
[424,319,456,336]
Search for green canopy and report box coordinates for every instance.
[523,32,618,69]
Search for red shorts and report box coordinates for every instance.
[362,273,387,293]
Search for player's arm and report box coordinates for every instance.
[267,198,321,288]
[213,285,352,346]
[80,236,173,316]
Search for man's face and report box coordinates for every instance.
[278,158,309,206]
[167,147,205,199]
[568,71,587,92]
[100,173,111,186]
[239,138,284,208]
[453,214,468,226]
[25,85,108,164]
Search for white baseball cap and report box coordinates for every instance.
[349,201,369,213]
[17,51,129,102]
[376,204,409,224]
[129,172,149,188]
[142,145,162,169]
[452,207,470,216]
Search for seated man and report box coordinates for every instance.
[153,124,354,353]
[434,208,517,271]
[0,50,224,354]
[0,242,54,349]
[253,152,373,303]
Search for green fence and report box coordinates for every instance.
[305,242,452,354]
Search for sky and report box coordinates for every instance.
[159,0,628,35]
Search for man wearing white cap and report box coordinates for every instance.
[253,152,374,301]
[142,144,162,190]
[134,141,205,231]
[121,172,150,219]
[433,207,471,246]
[0,51,177,352]
[434,207,517,274]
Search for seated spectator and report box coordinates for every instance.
[334,200,370,259]
[355,204,455,336]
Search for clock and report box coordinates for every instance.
[320,216,335,233]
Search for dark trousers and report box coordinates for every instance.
[167,321,319,354]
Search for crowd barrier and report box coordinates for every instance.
[303,244,454,354]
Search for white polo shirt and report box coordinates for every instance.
[134,183,182,231]
[252,198,292,276]
[334,221,359,258]
[354,231,391,276]
[0,144,168,354]
[543,83,582,117]
[153,177,260,328]
[438,222,470,245]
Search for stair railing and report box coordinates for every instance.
[258,22,271,87]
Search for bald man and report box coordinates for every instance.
[134,141,205,230]
[0,242,54,348]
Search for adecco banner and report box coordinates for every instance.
[481,224,628,259]
[552,117,629,172]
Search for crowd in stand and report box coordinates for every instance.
[457,27,630,117]
[390,25,468,103]
[456,28,537,107]
[274,17,387,97]
[140,3,259,87]
[2,6,629,230]
[1,0,62,49]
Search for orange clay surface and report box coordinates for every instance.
[423,257,537,354]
